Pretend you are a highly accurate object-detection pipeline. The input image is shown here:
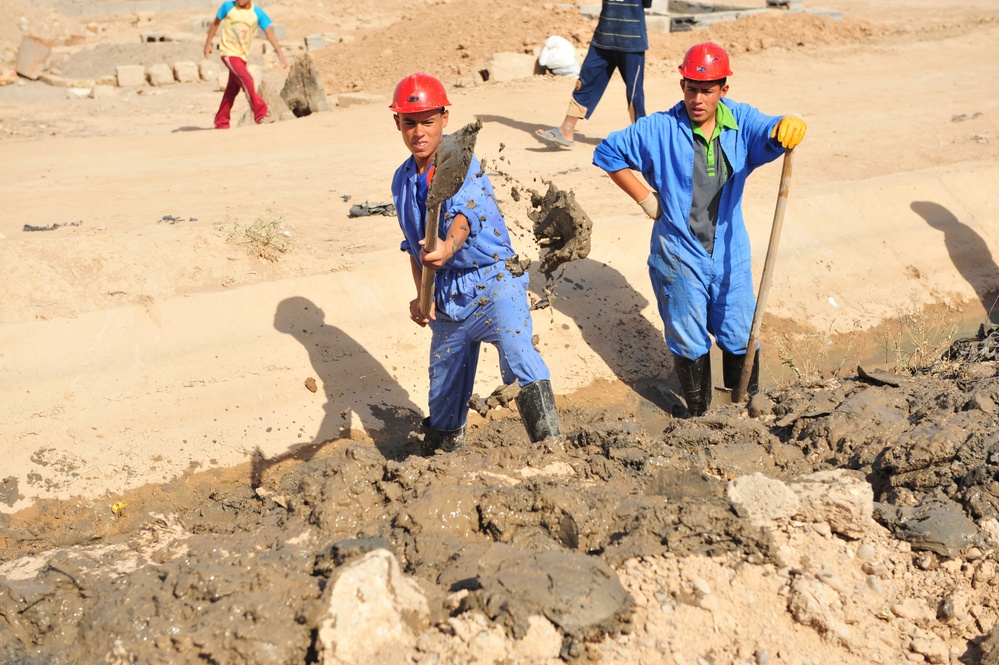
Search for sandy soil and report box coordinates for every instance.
[2,0,999,663]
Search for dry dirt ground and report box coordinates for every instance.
[2,1,999,663]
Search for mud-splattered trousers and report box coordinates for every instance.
[593,99,784,360]
[392,154,551,431]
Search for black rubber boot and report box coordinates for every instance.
[420,417,466,456]
[722,349,760,396]
[515,379,562,443]
[673,353,712,417]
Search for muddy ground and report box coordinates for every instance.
[4,328,999,663]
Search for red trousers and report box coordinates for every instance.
[214,56,268,129]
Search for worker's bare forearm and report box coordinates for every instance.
[410,256,424,296]
[264,27,289,67]
[607,168,651,203]
[203,18,221,56]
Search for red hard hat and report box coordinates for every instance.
[389,72,451,113]
[678,42,733,81]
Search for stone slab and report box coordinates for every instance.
[15,36,51,80]
[115,64,146,87]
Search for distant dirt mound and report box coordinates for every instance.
[310,1,884,98]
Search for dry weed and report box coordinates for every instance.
[881,303,961,374]
[224,210,291,262]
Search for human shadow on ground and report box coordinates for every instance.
[254,296,423,487]
[912,201,999,322]
[171,126,212,133]
[476,114,603,151]
[529,256,682,416]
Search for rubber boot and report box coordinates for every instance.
[420,417,466,456]
[722,350,760,396]
[515,380,562,443]
[673,353,712,417]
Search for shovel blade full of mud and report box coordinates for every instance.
[426,119,483,209]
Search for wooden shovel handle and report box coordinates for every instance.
[418,202,441,318]
[733,148,794,403]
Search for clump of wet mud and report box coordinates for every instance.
[4,331,999,663]
[526,182,593,276]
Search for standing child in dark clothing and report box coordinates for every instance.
[203,0,288,129]
[537,0,653,148]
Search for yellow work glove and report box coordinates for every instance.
[638,190,662,220]
[771,115,807,149]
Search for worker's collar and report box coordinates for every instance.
[691,101,738,142]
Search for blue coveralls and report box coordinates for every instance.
[573,0,653,121]
[392,154,550,431]
[592,99,785,360]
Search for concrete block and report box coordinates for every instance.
[15,36,51,80]
[198,58,219,82]
[304,33,324,51]
[37,73,67,86]
[146,62,175,85]
[216,68,228,90]
[39,73,95,88]
[767,0,803,8]
[141,32,168,42]
[646,15,671,34]
[484,52,540,83]
[173,60,199,82]
[193,17,212,33]
[336,92,386,108]
[116,64,146,86]
[90,84,118,98]
[247,64,261,85]
[258,23,286,40]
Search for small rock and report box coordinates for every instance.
[891,598,935,625]
[909,636,949,664]
[856,542,876,560]
[747,391,773,417]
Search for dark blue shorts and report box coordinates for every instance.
[572,46,646,120]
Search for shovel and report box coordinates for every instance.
[418,119,483,318]
[732,148,795,403]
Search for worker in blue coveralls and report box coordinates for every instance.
[592,42,807,416]
[536,0,653,149]
[390,72,561,454]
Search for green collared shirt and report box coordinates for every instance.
[689,101,737,253]
[692,100,738,176]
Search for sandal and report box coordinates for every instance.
[535,127,575,148]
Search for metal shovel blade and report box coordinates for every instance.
[427,118,482,209]
[419,119,483,317]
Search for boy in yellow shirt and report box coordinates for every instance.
[203,0,288,129]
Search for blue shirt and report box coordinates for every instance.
[593,99,783,271]
[392,154,518,321]
[592,0,651,53]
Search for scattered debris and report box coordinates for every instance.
[348,201,396,218]
[158,214,197,224]
[23,221,82,232]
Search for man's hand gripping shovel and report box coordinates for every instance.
[418,119,483,318]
